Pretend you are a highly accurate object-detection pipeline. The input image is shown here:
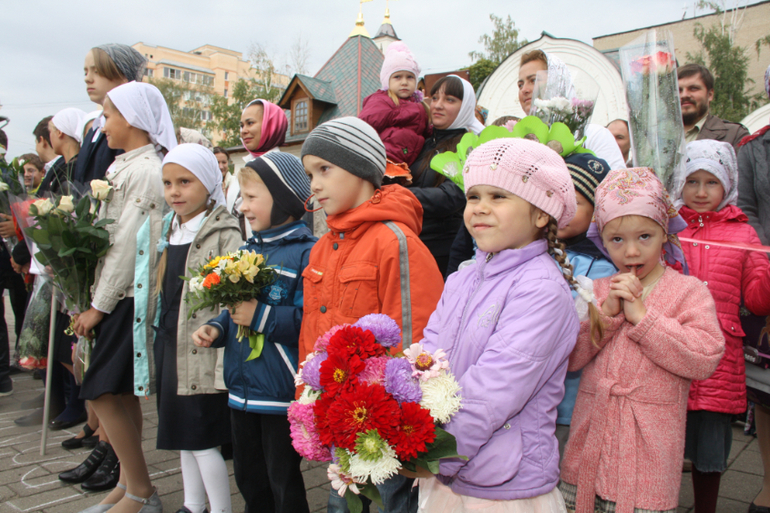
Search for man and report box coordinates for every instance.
[607,119,633,167]
[679,64,749,149]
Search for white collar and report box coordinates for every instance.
[169,210,207,245]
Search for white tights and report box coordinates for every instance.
[180,448,232,513]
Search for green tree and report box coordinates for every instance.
[467,14,527,91]
[149,77,213,135]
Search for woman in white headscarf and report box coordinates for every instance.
[72,80,174,513]
[407,75,483,275]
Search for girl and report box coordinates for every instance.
[407,75,484,275]
[418,138,582,512]
[673,140,770,513]
[560,167,725,513]
[359,41,430,173]
[72,81,175,513]
[152,144,242,513]
[226,99,287,240]
[213,146,232,197]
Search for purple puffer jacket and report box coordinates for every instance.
[421,239,579,500]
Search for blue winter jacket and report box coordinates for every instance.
[556,238,616,425]
[206,221,317,414]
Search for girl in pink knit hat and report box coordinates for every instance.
[359,42,429,181]
[559,168,725,513]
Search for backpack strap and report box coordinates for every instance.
[382,221,412,348]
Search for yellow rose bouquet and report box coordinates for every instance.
[185,249,277,360]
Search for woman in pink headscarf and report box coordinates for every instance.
[227,99,288,239]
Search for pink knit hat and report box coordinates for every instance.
[380,42,421,91]
[463,138,577,228]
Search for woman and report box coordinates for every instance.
[407,75,483,276]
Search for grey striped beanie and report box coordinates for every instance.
[300,117,386,188]
[245,152,311,224]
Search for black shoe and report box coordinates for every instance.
[62,423,96,449]
[20,393,45,410]
[82,433,100,449]
[0,380,12,397]
[749,504,770,513]
[58,441,109,483]
[176,507,208,513]
[50,411,88,431]
[14,408,44,426]
[81,445,119,492]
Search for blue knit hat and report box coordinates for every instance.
[245,152,311,225]
[564,153,611,206]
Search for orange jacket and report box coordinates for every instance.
[299,185,444,369]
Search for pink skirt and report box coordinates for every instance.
[418,477,567,513]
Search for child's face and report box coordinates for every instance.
[304,155,373,216]
[464,185,549,253]
[557,191,594,240]
[101,98,131,150]
[84,50,127,106]
[430,87,462,130]
[162,163,210,224]
[240,104,264,152]
[601,215,665,281]
[239,174,274,232]
[389,71,417,100]
[23,164,43,189]
[682,170,724,213]
[215,153,229,180]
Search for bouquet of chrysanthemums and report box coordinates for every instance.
[185,249,276,361]
[530,96,596,141]
[290,314,464,513]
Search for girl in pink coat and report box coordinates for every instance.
[673,140,770,513]
[560,168,725,513]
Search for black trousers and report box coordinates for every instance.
[230,408,310,513]
[0,271,28,388]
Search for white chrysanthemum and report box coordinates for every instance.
[298,386,320,405]
[419,370,462,424]
[551,96,573,114]
[188,276,204,293]
[349,445,401,486]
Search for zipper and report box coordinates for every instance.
[451,253,491,361]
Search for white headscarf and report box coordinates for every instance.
[52,108,88,144]
[446,75,485,135]
[672,139,738,211]
[76,110,102,144]
[106,81,177,154]
[162,143,226,209]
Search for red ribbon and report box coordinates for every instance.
[679,237,770,253]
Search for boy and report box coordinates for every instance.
[300,117,444,513]
[193,152,317,513]
[43,108,87,194]
[554,152,616,457]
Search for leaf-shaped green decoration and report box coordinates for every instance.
[510,116,550,143]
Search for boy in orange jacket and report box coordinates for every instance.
[300,117,444,513]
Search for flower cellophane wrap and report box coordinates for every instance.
[619,29,686,190]
[290,314,465,513]
[23,181,115,380]
[184,249,277,361]
[529,64,597,142]
[16,274,54,370]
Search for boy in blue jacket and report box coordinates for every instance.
[555,153,616,458]
[193,152,317,513]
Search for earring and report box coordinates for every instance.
[304,194,323,213]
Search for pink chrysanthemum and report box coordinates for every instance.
[313,324,350,352]
[288,402,332,461]
[403,343,450,382]
[358,356,389,386]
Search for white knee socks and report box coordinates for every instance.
[180,448,232,513]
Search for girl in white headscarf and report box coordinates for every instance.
[149,144,241,513]
[72,81,175,513]
[43,108,87,193]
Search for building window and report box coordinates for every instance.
[164,67,182,80]
[225,72,229,80]
[144,69,154,78]
[293,100,308,133]
[224,89,228,98]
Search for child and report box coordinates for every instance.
[555,153,616,457]
[417,138,582,512]
[673,140,770,513]
[192,152,317,513]
[559,167,725,513]
[47,107,88,192]
[72,81,175,513]
[19,154,45,193]
[150,143,242,513]
[299,117,444,513]
[359,42,430,174]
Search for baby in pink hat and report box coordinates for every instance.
[359,42,429,177]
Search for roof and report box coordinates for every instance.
[374,22,398,40]
[155,60,215,75]
[281,35,384,144]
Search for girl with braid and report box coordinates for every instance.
[416,138,584,513]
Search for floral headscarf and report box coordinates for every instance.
[587,167,688,272]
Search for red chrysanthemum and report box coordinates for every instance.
[313,393,336,447]
[326,383,401,451]
[326,326,386,360]
[393,402,436,460]
[319,351,365,398]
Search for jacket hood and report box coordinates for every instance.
[326,185,424,236]
[680,204,748,224]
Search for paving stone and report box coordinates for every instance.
[731,447,765,476]
[720,469,763,502]
[679,472,694,508]
[729,438,750,466]
[1,485,85,512]
[716,496,754,511]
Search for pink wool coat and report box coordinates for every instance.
[560,267,725,513]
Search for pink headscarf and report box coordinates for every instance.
[242,99,288,157]
[587,167,688,272]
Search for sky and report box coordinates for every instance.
[0,0,728,159]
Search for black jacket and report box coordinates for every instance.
[38,155,77,195]
[73,128,121,184]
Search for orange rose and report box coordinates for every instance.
[202,273,221,289]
